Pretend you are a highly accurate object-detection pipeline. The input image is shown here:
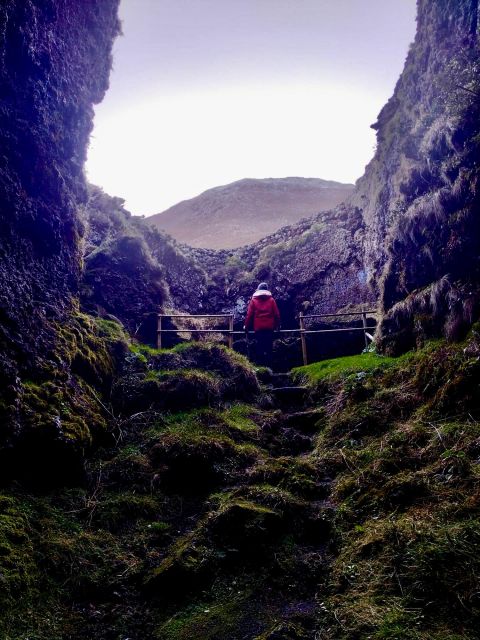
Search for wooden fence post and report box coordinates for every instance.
[362,312,368,350]
[299,312,308,366]
[157,315,162,350]
[228,315,234,349]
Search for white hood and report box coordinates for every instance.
[253,290,272,297]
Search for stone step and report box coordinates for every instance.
[270,372,294,387]
[270,385,308,407]
[282,409,324,433]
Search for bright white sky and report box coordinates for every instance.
[86,0,417,215]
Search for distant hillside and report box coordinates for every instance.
[148,177,354,249]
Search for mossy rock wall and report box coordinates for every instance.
[350,0,480,350]
[0,313,128,485]
[81,186,208,342]
[0,1,120,382]
[0,0,121,482]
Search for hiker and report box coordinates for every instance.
[244,282,281,368]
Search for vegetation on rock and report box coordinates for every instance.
[293,331,480,639]
[82,186,208,341]
[1,0,480,638]
[2,329,480,638]
[0,0,120,382]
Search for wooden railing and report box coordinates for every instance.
[157,310,377,365]
[157,314,234,349]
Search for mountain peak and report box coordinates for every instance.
[148,177,354,249]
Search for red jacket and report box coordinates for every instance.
[245,294,281,331]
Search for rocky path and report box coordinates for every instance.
[264,371,326,455]
[144,366,335,639]
[230,370,335,639]
[51,346,336,640]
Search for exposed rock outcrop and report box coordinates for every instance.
[81,186,208,339]
[189,204,373,325]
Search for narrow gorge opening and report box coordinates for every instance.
[1,1,480,639]
[83,1,417,369]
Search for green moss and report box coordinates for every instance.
[129,341,161,362]
[21,377,107,446]
[220,404,262,434]
[130,368,223,411]
[400,519,480,609]
[0,485,160,637]
[215,494,279,517]
[323,512,480,638]
[247,455,319,496]
[146,529,215,591]
[6,322,480,638]
[0,495,37,607]
[147,416,260,492]
[94,317,128,342]
[204,490,287,549]
[100,445,153,492]
[151,342,259,394]
[156,591,251,640]
[293,352,399,384]
[149,521,171,535]
[310,339,480,639]
[147,487,287,596]
[372,609,425,640]
[43,527,138,596]
[15,312,128,458]
[119,342,260,414]
[53,311,128,387]
[93,492,159,531]
[149,405,263,441]
[254,621,310,639]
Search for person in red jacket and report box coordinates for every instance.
[244,282,281,368]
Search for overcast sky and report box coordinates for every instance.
[86,0,417,215]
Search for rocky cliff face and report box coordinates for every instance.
[187,204,373,324]
[82,186,208,341]
[0,1,120,477]
[0,1,120,380]
[351,0,480,352]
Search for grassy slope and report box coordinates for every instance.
[2,332,480,638]
[0,341,326,639]
[294,334,480,639]
[292,352,401,383]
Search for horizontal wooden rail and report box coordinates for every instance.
[158,314,232,318]
[157,310,377,363]
[159,328,368,335]
[303,311,377,318]
[237,329,300,335]
[159,329,232,333]
[304,327,375,334]
[179,329,379,336]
